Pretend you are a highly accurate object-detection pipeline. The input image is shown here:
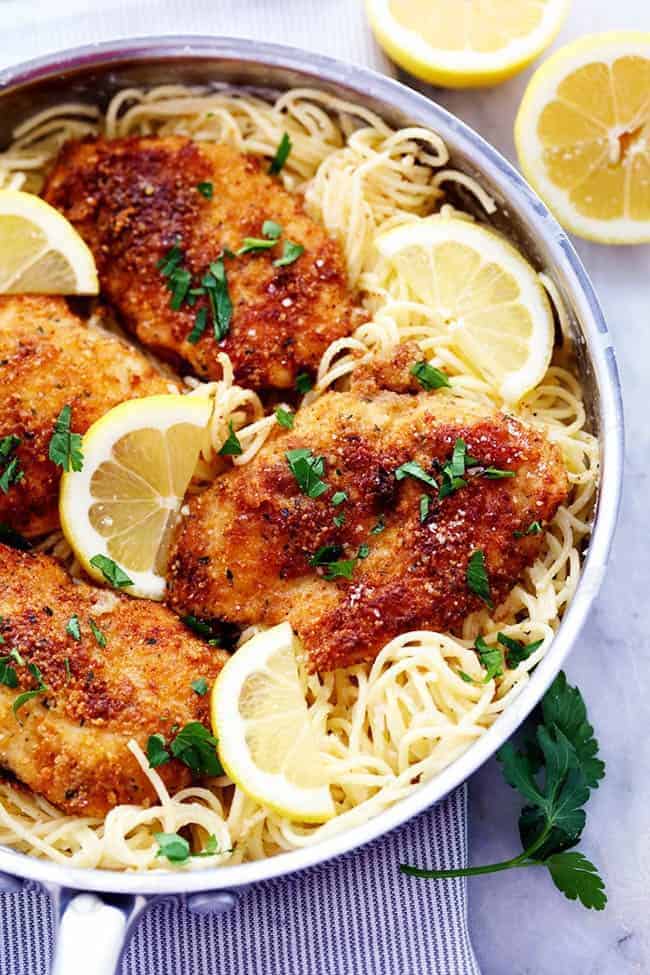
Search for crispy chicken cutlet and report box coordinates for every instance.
[0,544,227,816]
[44,136,361,391]
[0,295,174,538]
[168,345,569,673]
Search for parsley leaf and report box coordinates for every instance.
[191,677,209,696]
[410,361,451,391]
[268,132,292,174]
[357,543,370,560]
[497,632,543,669]
[309,544,342,567]
[275,407,295,430]
[295,372,313,395]
[0,657,18,688]
[237,237,278,256]
[0,436,24,494]
[419,494,430,523]
[155,831,191,863]
[400,672,606,911]
[483,467,516,480]
[333,512,346,528]
[171,721,223,776]
[466,549,493,608]
[13,662,47,716]
[147,733,170,768]
[49,406,83,473]
[219,421,243,457]
[274,241,304,267]
[546,851,607,910]
[203,259,232,341]
[89,618,107,648]
[474,635,503,682]
[157,243,184,276]
[286,448,328,498]
[395,460,437,489]
[182,615,221,643]
[89,554,133,589]
[331,491,347,506]
[370,517,385,535]
[196,181,213,199]
[262,220,283,240]
[66,614,81,641]
[187,306,208,345]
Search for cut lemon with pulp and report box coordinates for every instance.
[375,216,554,402]
[515,32,650,243]
[60,394,212,600]
[365,0,569,88]
[0,189,98,293]
[212,622,335,823]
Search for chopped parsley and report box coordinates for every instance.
[438,438,515,500]
[89,554,133,590]
[155,831,191,863]
[146,732,170,768]
[237,220,283,256]
[182,615,221,644]
[169,267,192,310]
[157,243,184,277]
[309,544,342,567]
[357,543,370,560]
[474,635,503,682]
[187,306,208,345]
[65,615,81,642]
[0,436,23,494]
[410,361,451,391]
[171,721,223,776]
[48,405,84,473]
[395,460,437,490]
[196,181,213,199]
[483,467,516,480]
[333,512,346,528]
[218,421,243,457]
[419,494,431,523]
[89,619,107,648]
[324,559,356,580]
[497,632,543,669]
[369,516,385,535]
[515,521,543,538]
[268,132,292,175]
[273,240,304,268]
[262,220,283,240]
[275,407,295,430]
[64,657,72,682]
[203,259,232,341]
[295,372,313,395]
[191,677,209,696]
[0,655,18,689]
[331,491,347,506]
[286,448,328,499]
[466,549,493,607]
[13,662,47,716]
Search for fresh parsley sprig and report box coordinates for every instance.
[0,435,24,494]
[401,672,606,911]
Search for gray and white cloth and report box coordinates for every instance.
[0,3,480,972]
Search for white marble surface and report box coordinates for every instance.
[0,1,648,972]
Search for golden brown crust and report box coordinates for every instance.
[168,347,569,672]
[44,136,362,390]
[0,544,227,815]
[0,295,174,538]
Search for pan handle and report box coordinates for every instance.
[47,885,148,975]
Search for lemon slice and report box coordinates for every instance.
[0,189,98,294]
[375,216,554,403]
[515,32,650,243]
[365,0,569,88]
[60,394,212,600]
[212,622,335,823]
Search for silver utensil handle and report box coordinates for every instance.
[48,886,147,975]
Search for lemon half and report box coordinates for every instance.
[60,394,212,600]
[365,0,570,88]
[211,623,335,823]
[0,189,98,294]
[515,32,650,243]
[375,216,554,403]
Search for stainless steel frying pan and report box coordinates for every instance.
[0,36,624,975]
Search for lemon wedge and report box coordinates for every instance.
[375,216,554,403]
[515,32,650,243]
[0,189,98,294]
[365,0,569,88]
[60,394,212,600]
[211,622,335,823]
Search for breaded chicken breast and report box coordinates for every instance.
[0,296,174,538]
[0,544,227,816]
[44,136,361,391]
[168,346,569,672]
